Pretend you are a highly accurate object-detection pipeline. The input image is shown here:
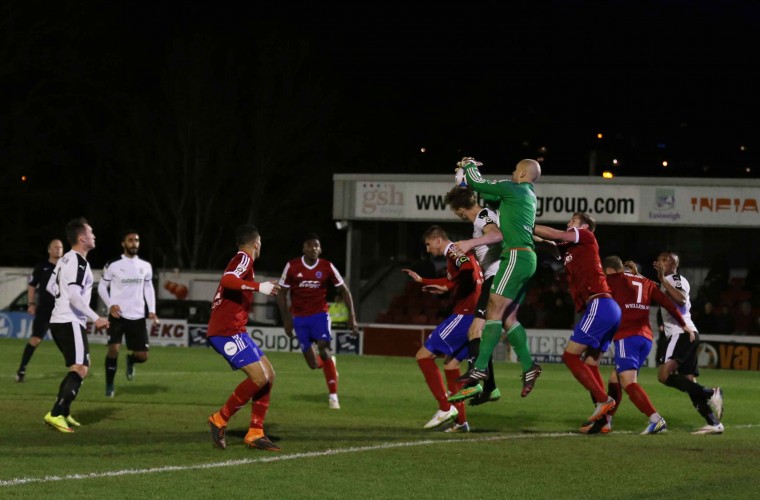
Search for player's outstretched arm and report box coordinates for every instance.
[534,225,575,243]
[533,235,561,259]
[453,225,503,256]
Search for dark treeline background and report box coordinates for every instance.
[2,2,758,271]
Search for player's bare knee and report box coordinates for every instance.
[443,359,460,370]
[249,371,268,387]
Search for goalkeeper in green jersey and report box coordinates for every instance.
[449,157,544,402]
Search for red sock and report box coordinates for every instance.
[250,382,272,430]
[608,381,623,416]
[562,352,607,403]
[220,378,259,421]
[589,365,605,399]
[322,356,338,395]
[417,358,449,411]
[445,368,466,424]
[625,383,657,417]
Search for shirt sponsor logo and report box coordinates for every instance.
[299,280,322,289]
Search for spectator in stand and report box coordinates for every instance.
[704,255,730,298]
[734,301,757,334]
[517,300,537,328]
[749,315,760,336]
[744,264,760,297]
[714,304,736,335]
[695,302,718,334]
[541,281,575,329]
[327,290,350,327]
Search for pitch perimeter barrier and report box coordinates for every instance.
[1,311,756,369]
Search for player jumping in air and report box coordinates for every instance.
[449,157,543,402]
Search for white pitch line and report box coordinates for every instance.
[1,432,578,487]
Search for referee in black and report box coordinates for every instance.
[16,239,64,382]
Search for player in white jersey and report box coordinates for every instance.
[98,230,159,397]
[43,218,109,433]
[654,251,724,434]
[446,187,504,404]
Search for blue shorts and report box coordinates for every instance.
[570,297,621,352]
[614,336,652,372]
[424,314,473,361]
[208,332,265,370]
[293,312,332,352]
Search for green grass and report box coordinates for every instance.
[2,338,759,499]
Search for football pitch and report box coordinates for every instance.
[2,338,759,499]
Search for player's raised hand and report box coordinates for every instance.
[401,268,422,283]
[422,284,447,294]
[624,260,640,275]
[457,157,482,168]
[455,167,467,187]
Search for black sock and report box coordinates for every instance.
[483,358,496,392]
[666,374,718,425]
[106,356,118,385]
[670,374,707,400]
[128,353,147,364]
[51,372,83,416]
[18,343,37,373]
[664,373,698,394]
[467,338,481,368]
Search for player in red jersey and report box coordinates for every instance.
[276,234,358,409]
[585,256,694,435]
[534,212,621,432]
[402,225,483,432]
[206,224,281,451]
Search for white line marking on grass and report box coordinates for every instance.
[1,432,578,487]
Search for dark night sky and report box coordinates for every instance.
[2,1,759,270]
